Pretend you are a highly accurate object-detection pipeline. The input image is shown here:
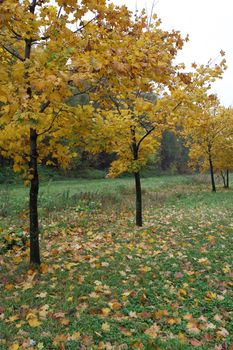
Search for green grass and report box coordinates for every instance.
[0,174,210,221]
[0,174,233,349]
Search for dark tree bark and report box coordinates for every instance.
[29,128,40,265]
[134,171,142,226]
[209,154,216,192]
[25,1,41,265]
[131,127,143,226]
[221,169,230,188]
[221,170,227,188]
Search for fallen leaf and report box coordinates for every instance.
[145,323,160,338]
[28,318,41,327]
[102,322,110,332]
[189,339,202,347]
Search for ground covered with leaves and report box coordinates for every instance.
[0,177,233,350]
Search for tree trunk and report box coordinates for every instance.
[226,169,229,188]
[209,155,216,192]
[134,171,142,226]
[221,170,227,188]
[29,128,40,265]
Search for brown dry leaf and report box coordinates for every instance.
[119,326,132,336]
[189,339,202,347]
[183,313,193,320]
[53,334,67,345]
[216,327,229,338]
[108,301,121,310]
[154,310,169,319]
[53,312,66,319]
[167,317,181,325]
[187,321,200,334]
[132,341,144,349]
[60,318,70,326]
[145,323,160,338]
[40,263,49,274]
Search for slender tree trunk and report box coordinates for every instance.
[29,128,40,265]
[25,2,41,264]
[221,170,227,188]
[226,169,229,188]
[134,171,142,226]
[209,155,216,192]
[131,126,143,227]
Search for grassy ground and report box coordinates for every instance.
[0,175,233,350]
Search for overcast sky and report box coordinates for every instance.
[114,0,233,107]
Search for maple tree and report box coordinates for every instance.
[84,17,190,226]
[0,0,142,264]
[89,49,227,225]
[182,98,233,192]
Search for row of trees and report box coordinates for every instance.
[0,0,231,265]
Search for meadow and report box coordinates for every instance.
[0,174,233,349]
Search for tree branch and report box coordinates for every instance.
[57,6,63,19]
[72,77,104,96]
[37,107,63,136]
[73,15,98,33]
[107,95,122,115]
[1,44,25,61]
[136,126,155,152]
[40,101,50,113]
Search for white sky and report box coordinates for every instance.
[114,0,233,107]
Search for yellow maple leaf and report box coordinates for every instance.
[69,332,81,341]
[204,291,216,301]
[101,308,111,316]
[28,318,41,327]
[102,322,110,332]
[9,343,19,350]
[5,283,14,290]
[40,263,49,274]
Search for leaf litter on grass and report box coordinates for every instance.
[0,202,233,350]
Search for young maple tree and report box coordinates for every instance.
[182,98,232,192]
[0,0,137,264]
[212,108,233,188]
[80,15,191,226]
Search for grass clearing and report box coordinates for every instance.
[0,175,233,349]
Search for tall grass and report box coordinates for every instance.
[0,174,232,226]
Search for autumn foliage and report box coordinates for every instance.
[0,0,231,265]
